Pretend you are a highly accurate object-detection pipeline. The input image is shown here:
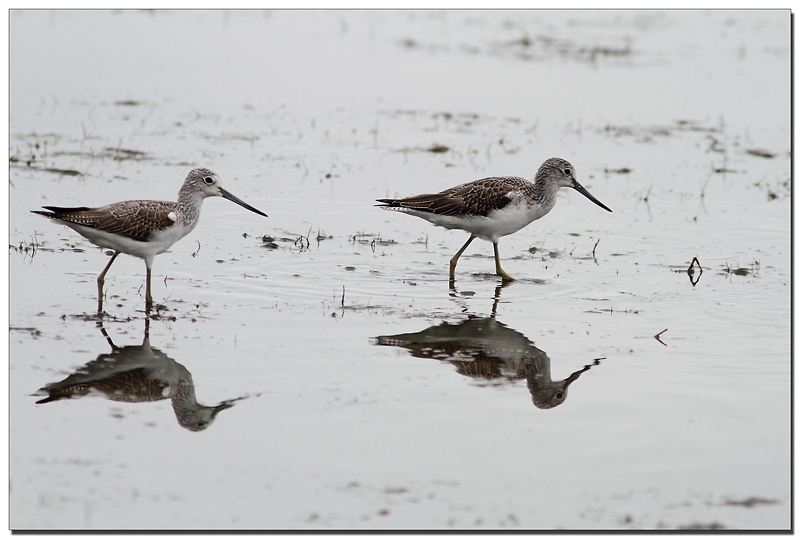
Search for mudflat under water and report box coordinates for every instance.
[9,10,790,530]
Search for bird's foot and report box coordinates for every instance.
[496,268,516,282]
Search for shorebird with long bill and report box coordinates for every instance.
[32,168,267,311]
[377,157,611,281]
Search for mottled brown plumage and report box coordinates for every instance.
[381,176,530,218]
[34,201,179,242]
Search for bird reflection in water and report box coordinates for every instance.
[35,319,245,431]
[375,314,603,409]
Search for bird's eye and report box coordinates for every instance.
[204,177,214,184]
[563,169,571,176]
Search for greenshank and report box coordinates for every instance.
[377,157,611,281]
[32,168,267,310]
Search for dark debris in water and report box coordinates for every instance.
[745,148,776,159]
[721,260,760,278]
[674,119,727,133]
[44,167,81,176]
[10,140,150,176]
[399,31,633,66]
[10,327,43,338]
[394,143,451,155]
[64,312,135,323]
[104,147,148,161]
[526,246,567,259]
[602,124,671,142]
[9,158,83,176]
[47,147,150,162]
[261,234,325,249]
[9,237,41,257]
[725,267,750,276]
[679,522,726,530]
[379,109,492,138]
[514,37,634,64]
[350,233,397,252]
[753,178,790,200]
[722,496,779,508]
[602,119,730,144]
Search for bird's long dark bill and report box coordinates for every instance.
[220,188,268,217]
[572,180,612,212]
[213,401,235,415]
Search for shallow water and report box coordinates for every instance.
[9,10,790,530]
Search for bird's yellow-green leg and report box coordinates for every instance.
[493,242,515,281]
[145,266,153,309]
[449,235,476,279]
[97,252,119,313]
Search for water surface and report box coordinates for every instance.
[9,10,790,530]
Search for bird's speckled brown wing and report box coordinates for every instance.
[378,177,525,218]
[34,201,177,242]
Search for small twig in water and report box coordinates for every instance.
[192,241,201,258]
[654,329,668,346]
[642,183,653,203]
[700,173,712,199]
[534,233,553,253]
[687,256,703,286]
[295,229,311,250]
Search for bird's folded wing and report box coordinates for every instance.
[405,177,518,217]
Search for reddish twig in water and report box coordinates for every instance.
[655,328,668,346]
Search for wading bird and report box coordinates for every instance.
[377,157,611,281]
[32,168,267,311]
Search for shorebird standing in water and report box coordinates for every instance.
[32,168,268,311]
[376,157,611,281]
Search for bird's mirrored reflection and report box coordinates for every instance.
[375,316,603,409]
[448,281,511,317]
[34,319,245,431]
